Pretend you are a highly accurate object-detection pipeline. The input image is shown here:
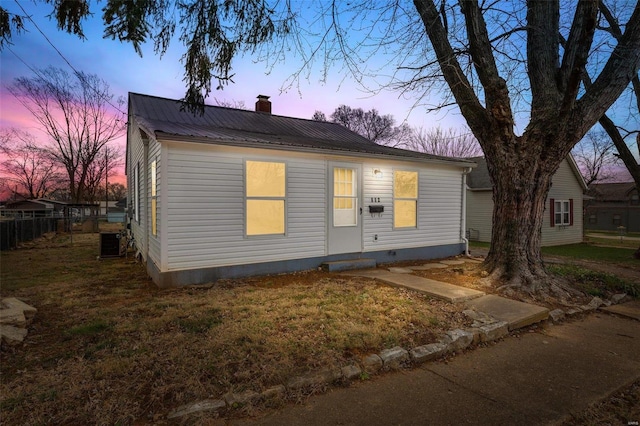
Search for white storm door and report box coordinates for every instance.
[328,163,362,255]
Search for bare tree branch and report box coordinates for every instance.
[408,126,482,158]
[8,67,125,203]
[571,131,619,186]
[0,129,64,199]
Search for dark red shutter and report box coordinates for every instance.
[550,198,555,227]
[569,199,574,226]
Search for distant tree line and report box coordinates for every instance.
[312,105,483,158]
[315,105,635,186]
[2,67,125,203]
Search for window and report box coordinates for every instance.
[588,214,597,225]
[394,170,418,228]
[151,159,157,236]
[246,161,286,236]
[134,162,140,223]
[333,167,357,227]
[631,193,639,206]
[550,198,572,226]
[613,214,622,226]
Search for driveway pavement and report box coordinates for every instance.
[236,313,640,426]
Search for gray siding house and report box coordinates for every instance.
[466,156,587,246]
[126,93,476,287]
[585,182,639,232]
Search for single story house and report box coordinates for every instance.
[584,182,639,232]
[466,156,587,246]
[126,93,476,287]
[0,199,59,218]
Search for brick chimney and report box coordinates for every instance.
[255,95,271,114]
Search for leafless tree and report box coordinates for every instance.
[8,67,125,203]
[311,110,327,121]
[327,105,412,148]
[588,2,640,190]
[84,145,124,202]
[579,4,640,259]
[106,182,127,201]
[4,1,639,293]
[572,131,619,186]
[0,129,64,199]
[214,97,247,109]
[409,127,483,158]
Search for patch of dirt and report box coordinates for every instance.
[561,379,640,425]
[381,252,640,310]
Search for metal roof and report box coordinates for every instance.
[128,93,475,167]
[588,182,638,201]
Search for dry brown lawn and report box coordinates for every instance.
[0,225,471,424]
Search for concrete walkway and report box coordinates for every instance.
[342,264,549,330]
[236,312,640,426]
[342,268,485,303]
[603,299,640,320]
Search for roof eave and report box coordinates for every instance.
[566,153,589,191]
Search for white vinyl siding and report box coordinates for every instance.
[147,138,161,265]
[164,143,325,271]
[151,159,157,236]
[466,158,584,246]
[127,124,147,260]
[134,163,140,223]
[154,140,468,273]
[363,162,463,251]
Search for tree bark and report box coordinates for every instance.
[413,0,640,292]
[485,147,553,290]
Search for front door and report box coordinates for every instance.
[328,162,362,255]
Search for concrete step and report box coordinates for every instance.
[322,258,376,272]
[340,269,485,303]
[601,300,640,321]
[465,295,549,331]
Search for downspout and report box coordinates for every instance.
[461,167,472,256]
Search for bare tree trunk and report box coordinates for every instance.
[413,0,640,291]
[486,163,552,291]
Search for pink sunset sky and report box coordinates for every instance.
[0,2,468,194]
[0,1,636,198]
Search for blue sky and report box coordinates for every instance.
[0,1,466,164]
[0,1,636,185]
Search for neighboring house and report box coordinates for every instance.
[99,200,118,216]
[99,200,126,223]
[36,199,68,216]
[0,199,102,222]
[466,156,587,246]
[126,93,476,287]
[584,182,639,232]
[0,199,58,218]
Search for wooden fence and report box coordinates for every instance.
[0,217,59,250]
